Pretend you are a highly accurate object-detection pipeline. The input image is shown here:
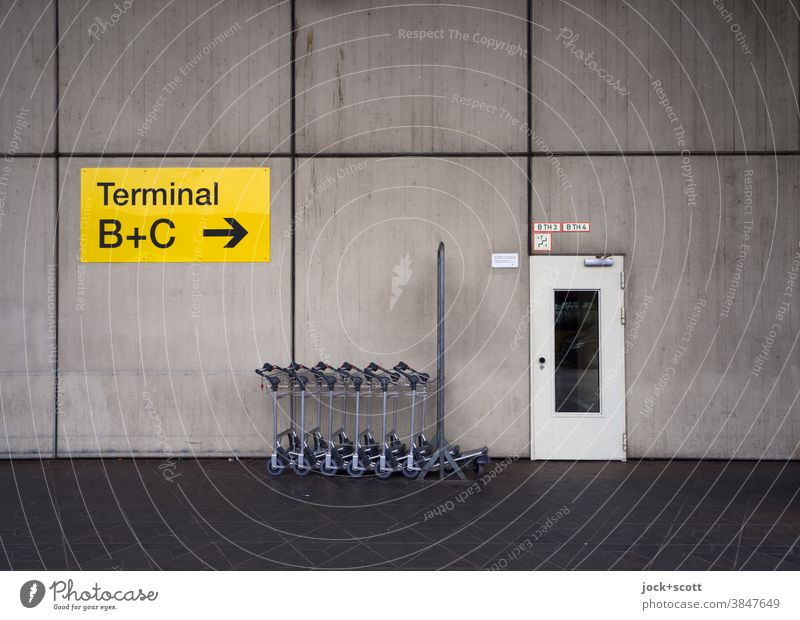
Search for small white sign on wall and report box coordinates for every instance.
[532,233,552,253]
[563,222,591,232]
[491,253,519,269]
[533,222,561,232]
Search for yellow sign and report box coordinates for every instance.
[80,167,270,262]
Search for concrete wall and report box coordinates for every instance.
[533,155,800,459]
[534,0,799,152]
[59,0,290,153]
[57,157,291,455]
[294,157,529,456]
[1,0,798,459]
[296,0,528,152]
[0,0,55,153]
[0,159,56,456]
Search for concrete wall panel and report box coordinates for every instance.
[0,0,55,153]
[58,0,290,154]
[296,0,528,153]
[3,1,799,462]
[723,156,800,459]
[295,157,530,457]
[534,0,799,152]
[533,154,799,459]
[0,159,55,457]
[57,157,291,456]
[534,0,634,152]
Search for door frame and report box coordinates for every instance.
[529,254,627,461]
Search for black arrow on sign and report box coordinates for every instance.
[203,217,248,248]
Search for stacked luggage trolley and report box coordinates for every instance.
[257,242,490,480]
[255,361,490,479]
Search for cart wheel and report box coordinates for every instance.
[472,461,485,477]
[346,459,365,477]
[401,465,419,480]
[266,461,284,477]
[292,456,313,477]
[375,465,393,480]
[320,460,338,477]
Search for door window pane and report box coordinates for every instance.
[554,290,600,413]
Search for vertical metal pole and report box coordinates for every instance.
[289,381,295,437]
[392,388,398,435]
[354,387,361,469]
[436,241,445,448]
[316,384,322,431]
[420,384,426,439]
[328,390,334,443]
[407,385,416,468]
[381,389,387,458]
[420,242,466,480]
[299,383,306,460]
[342,392,348,437]
[380,386,387,468]
[273,389,279,451]
[354,389,360,445]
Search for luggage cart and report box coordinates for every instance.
[257,364,299,477]
[339,363,408,475]
[337,366,371,477]
[365,362,403,449]
[311,363,353,476]
[256,244,490,479]
[258,355,488,479]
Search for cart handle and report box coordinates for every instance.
[395,361,430,383]
[255,369,281,391]
[365,362,401,382]
[264,363,309,389]
[293,374,309,390]
[392,365,419,388]
[363,368,390,390]
[310,368,337,391]
[313,361,336,372]
[262,362,292,375]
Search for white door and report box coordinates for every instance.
[530,255,626,460]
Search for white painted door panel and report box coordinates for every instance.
[531,256,625,460]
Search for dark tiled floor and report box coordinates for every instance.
[0,459,798,570]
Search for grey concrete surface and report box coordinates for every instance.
[532,155,800,459]
[295,0,528,152]
[0,0,55,154]
[58,0,290,154]
[294,157,530,457]
[0,1,798,461]
[534,0,799,152]
[57,157,291,456]
[0,158,55,457]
